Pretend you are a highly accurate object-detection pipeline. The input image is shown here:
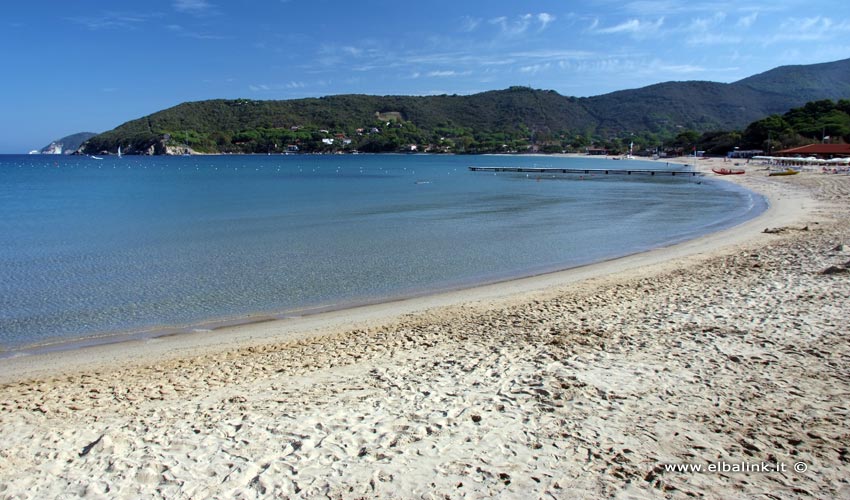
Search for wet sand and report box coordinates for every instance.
[1,157,848,498]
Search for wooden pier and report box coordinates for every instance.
[468,166,702,177]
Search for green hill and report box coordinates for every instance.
[578,58,850,135]
[82,58,850,155]
[579,81,766,133]
[734,59,850,104]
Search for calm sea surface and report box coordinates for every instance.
[0,154,764,353]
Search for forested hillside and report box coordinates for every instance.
[81,58,850,155]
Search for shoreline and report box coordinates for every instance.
[0,156,798,382]
[0,153,755,362]
[2,157,848,498]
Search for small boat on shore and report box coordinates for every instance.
[712,167,745,175]
[768,169,799,177]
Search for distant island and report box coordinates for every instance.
[80,58,850,156]
[33,132,97,155]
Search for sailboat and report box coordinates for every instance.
[117,145,122,158]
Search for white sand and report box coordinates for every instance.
[1,157,849,499]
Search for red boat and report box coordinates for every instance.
[712,167,745,175]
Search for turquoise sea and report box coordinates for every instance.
[0,154,764,353]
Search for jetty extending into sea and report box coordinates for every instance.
[468,166,702,176]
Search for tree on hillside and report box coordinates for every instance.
[671,130,700,149]
[742,115,794,152]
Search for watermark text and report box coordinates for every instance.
[661,461,807,474]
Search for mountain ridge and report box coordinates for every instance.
[82,58,850,155]
[39,132,97,155]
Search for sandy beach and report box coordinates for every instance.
[1,156,849,499]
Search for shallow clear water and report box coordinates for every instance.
[0,154,764,351]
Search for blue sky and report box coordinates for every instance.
[2,0,849,153]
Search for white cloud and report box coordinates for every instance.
[736,11,758,28]
[489,16,512,33]
[520,63,551,74]
[405,51,512,68]
[655,63,705,74]
[537,13,555,31]
[509,49,595,60]
[686,33,743,46]
[173,0,212,13]
[557,56,709,80]
[165,23,227,40]
[558,57,640,75]
[592,17,665,37]
[620,1,774,16]
[427,70,473,78]
[248,81,307,92]
[796,16,828,31]
[599,19,638,34]
[764,16,850,44]
[489,13,554,36]
[778,43,850,66]
[460,16,481,32]
[691,12,726,32]
[316,42,387,69]
[68,12,159,30]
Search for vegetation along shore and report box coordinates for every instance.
[77,58,850,157]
